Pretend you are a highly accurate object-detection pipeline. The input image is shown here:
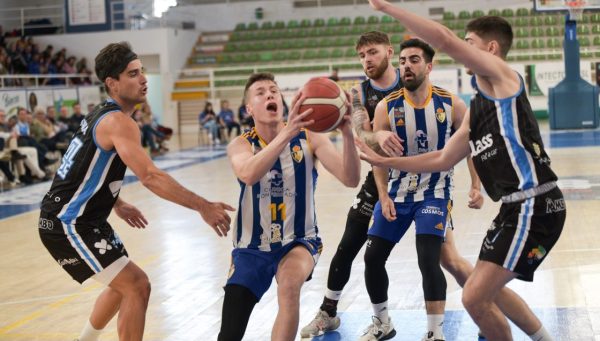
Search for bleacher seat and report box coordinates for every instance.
[354,16,366,25]
[235,23,246,31]
[314,18,325,27]
[458,11,471,19]
[501,9,514,17]
[443,12,456,20]
[579,37,591,47]
[274,21,285,29]
[261,22,272,30]
[300,19,311,27]
[546,27,560,36]
[516,40,530,49]
[381,15,393,23]
[532,39,545,49]
[288,20,299,28]
[531,27,544,37]
[472,10,485,18]
[340,17,351,26]
[331,49,344,58]
[544,16,558,26]
[515,17,528,27]
[577,25,590,35]
[515,27,529,38]
[327,17,339,26]
[547,37,561,49]
[345,47,356,57]
[530,16,544,26]
[516,8,529,16]
[368,16,379,24]
[248,22,258,30]
[488,9,501,16]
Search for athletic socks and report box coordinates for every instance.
[529,325,553,341]
[372,301,389,323]
[427,314,444,339]
[78,319,102,341]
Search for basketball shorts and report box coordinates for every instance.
[38,211,129,284]
[479,187,566,281]
[226,237,322,301]
[347,171,379,224]
[369,198,450,243]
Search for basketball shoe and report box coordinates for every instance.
[422,331,445,341]
[358,316,396,340]
[300,309,340,338]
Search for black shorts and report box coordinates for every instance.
[38,211,129,284]
[479,187,566,281]
[347,171,379,224]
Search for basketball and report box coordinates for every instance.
[299,77,348,133]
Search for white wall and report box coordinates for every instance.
[32,28,199,133]
[164,0,532,33]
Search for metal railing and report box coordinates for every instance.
[0,5,64,36]
[0,74,96,88]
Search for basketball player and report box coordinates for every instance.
[38,42,234,341]
[301,32,484,341]
[360,1,565,340]
[218,72,360,341]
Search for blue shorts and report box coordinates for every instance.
[368,199,450,243]
[226,238,322,301]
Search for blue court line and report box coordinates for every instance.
[0,146,228,220]
[309,307,599,340]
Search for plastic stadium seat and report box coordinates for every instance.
[592,13,600,23]
[516,40,529,49]
[488,9,500,16]
[261,22,273,30]
[579,37,591,47]
[443,21,455,30]
[547,38,561,48]
[259,52,272,62]
[345,47,356,57]
[274,21,285,29]
[544,16,558,25]
[516,8,529,16]
[443,12,456,20]
[327,17,338,26]
[454,20,466,31]
[354,16,366,25]
[472,10,485,18]
[331,49,343,58]
[289,51,301,60]
[458,11,471,19]
[342,36,355,47]
[350,26,363,35]
[340,17,352,26]
[532,39,545,49]
[288,20,299,28]
[501,9,514,17]
[273,51,287,61]
[306,39,319,49]
[303,50,317,59]
[577,25,590,35]
[319,38,333,47]
[515,27,529,38]
[300,19,311,27]
[235,23,246,31]
[280,40,293,49]
[265,41,276,50]
[368,16,379,24]
[379,24,393,33]
[391,24,406,33]
[391,35,402,45]
[292,39,305,49]
[317,49,330,59]
[530,16,544,26]
[594,25,600,35]
[594,36,600,46]
[381,15,393,23]
[308,28,319,37]
[248,22,258,30]
[515,17,528,27]
[546,27,560,36]
[232,54,245,63]
[531,27,544,37]
[314,18,325,27]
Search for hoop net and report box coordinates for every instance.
[565,0,586,20]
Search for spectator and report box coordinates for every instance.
[87,103,95,114]
[238,99,254,129]
[28,53,41,75]
[329,67,340,82]
[69,102,84,132]
[218,99,241,138]
[198,101,220,144]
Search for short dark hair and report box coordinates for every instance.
[244,73,276,103]
[466,16,513,58]
[356,31,391,50]
[94,41,138,83]
[399,38,435,63]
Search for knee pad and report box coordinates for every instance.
[416,234,447,301]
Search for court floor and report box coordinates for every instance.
[0,126,599,341]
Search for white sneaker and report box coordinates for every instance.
[300,310,340,337]
[358,316,396,340]
[421,331,445,341]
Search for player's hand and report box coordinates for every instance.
[468,188,484,209]
[199,201,235,237]
[338,91,353,135]
[376,130,404,157]
[368,0,390,11]
[380,196,397,222]
[355,137,388,167]
[114,201,148,229]
[285,91,314,138]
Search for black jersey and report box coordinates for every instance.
[41,99,128,225]
[469,74,557,202]
[360,68,402,121]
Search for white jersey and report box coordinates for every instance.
[234,128,318,251]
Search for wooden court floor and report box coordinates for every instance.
[1,128,599,340]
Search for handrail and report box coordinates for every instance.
[0,73,96,89]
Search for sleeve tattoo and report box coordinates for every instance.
[350,88,385,155]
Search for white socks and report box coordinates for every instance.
[325,289,342,301]
[78,319,103,341]
[427,314,444,339]
[529,325,553,341]
[372,301,389,323]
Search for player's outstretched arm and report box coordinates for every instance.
[228,92,314,186]
[98,112,234,237]
[368,0,509,80]
[356,111,471,173]
[309,100,360,187]
[113,197,148,229]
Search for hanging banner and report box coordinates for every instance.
[77,86,102,110]
[531,61,593,96]
[26,89,54,112]
[53,88,79,111]
[0,90,27,117]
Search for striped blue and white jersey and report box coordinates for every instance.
[469,74,557,201]
[384,85,455,203]
[234,128,318,251]
[41,100,127,226]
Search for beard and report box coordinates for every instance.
[364,56,389,80]
[402,72,426,91]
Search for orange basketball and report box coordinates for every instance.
[299,78,348,133]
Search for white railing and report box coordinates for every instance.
[0,5,64,36]
[0,74,96,88]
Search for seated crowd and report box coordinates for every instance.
[198,99,254,145]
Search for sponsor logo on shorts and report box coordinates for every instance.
[39,218,54,230]
[352,197,361,209]
[482,223,502,252]
[421,206,444,216]
[435,222,444,230]
[58,258,80,267]
[527,245,547,265]
[546,198,566,213]
[94,239,113,255]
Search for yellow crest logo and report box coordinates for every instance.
[532,143,541,157]
[396,118,405,127]
[435,222,444,230]
[292,145,303,163]
[436,108,446,123]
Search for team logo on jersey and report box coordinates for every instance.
[393,107,405,127]
[415,130,429,152]
[271,223,282,243]
[94,239,113,255]
[435,108,446,123]
[109,181,123,198]
[80,119,88,135]
[532,142,541,157]
[407,173,419,192]
[267,170,283,186]
[291,145,304,163]
[527,245,547,265]
[368,95,380,109]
